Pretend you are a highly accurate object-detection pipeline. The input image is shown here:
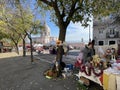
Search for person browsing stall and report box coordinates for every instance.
[81,42,94,64]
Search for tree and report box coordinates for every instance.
[37,0,120,75]
[1,0,42,62]
[0,2,22,54]
[0,0,35,54]
[14,0,41,62]
[0,21,7,40]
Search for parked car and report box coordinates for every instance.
[33,44,44,53]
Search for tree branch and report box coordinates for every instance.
[65,0,78,26]
[59,1,65,18]
[37,0,53,7]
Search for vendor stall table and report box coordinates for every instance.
[103,69,120,90]
[76,71,102,86]
[76,67,120,90]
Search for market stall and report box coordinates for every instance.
[75,47,120,90]
[76,69,103,86]
[103,63,120,90]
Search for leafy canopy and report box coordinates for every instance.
[38,0,120,26]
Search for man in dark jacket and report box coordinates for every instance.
[82,42,93,64]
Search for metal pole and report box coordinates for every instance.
[89,24,91,42]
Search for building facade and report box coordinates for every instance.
[93,16,120,46]
[32,22,57,44]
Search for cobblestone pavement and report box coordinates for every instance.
[0,53,78,90]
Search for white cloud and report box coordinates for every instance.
[66,22,93,43]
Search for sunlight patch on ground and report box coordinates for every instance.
[0,52,21,59]
[0,51,31,59]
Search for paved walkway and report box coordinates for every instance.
[0,52,78,90]
[0,51,103,90]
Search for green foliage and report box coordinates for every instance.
[38,0,120,27]
[0,32,6,40]
[0,0,41,40]
[77,82,88,90]
[0,13,9,40]
[0,0,42,56]
[31,20,41,34]
[0,1,30,47]
[112,1,120,24]
[13,8,34,34]
[92,0,120,18]
[37,0,85,26]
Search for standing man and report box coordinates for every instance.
[91,39,95,56]
[81,42,94,64]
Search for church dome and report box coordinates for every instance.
[41,22,51,37]
[43,22,50,33]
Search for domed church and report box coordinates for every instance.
[40,22,51,44]
[32,22,57,44]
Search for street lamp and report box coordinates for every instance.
[89,24,91,42]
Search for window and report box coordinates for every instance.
[99,30,103,34]
[109,41,115,45]
[109,28,116,38]
[110,29,115,34]
[98,41,104,46]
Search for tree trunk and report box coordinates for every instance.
[58,28,67,42]
[29,35,34,62]
[55,24,67,76]
[57,24,67,61]
[15,43,19,55]
[22,39,26,57]
[56,28,67,62]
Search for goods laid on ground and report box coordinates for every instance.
[44,59,74,79]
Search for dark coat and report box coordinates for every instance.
[81,46,92,64]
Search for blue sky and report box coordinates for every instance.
[46,15,93,43]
